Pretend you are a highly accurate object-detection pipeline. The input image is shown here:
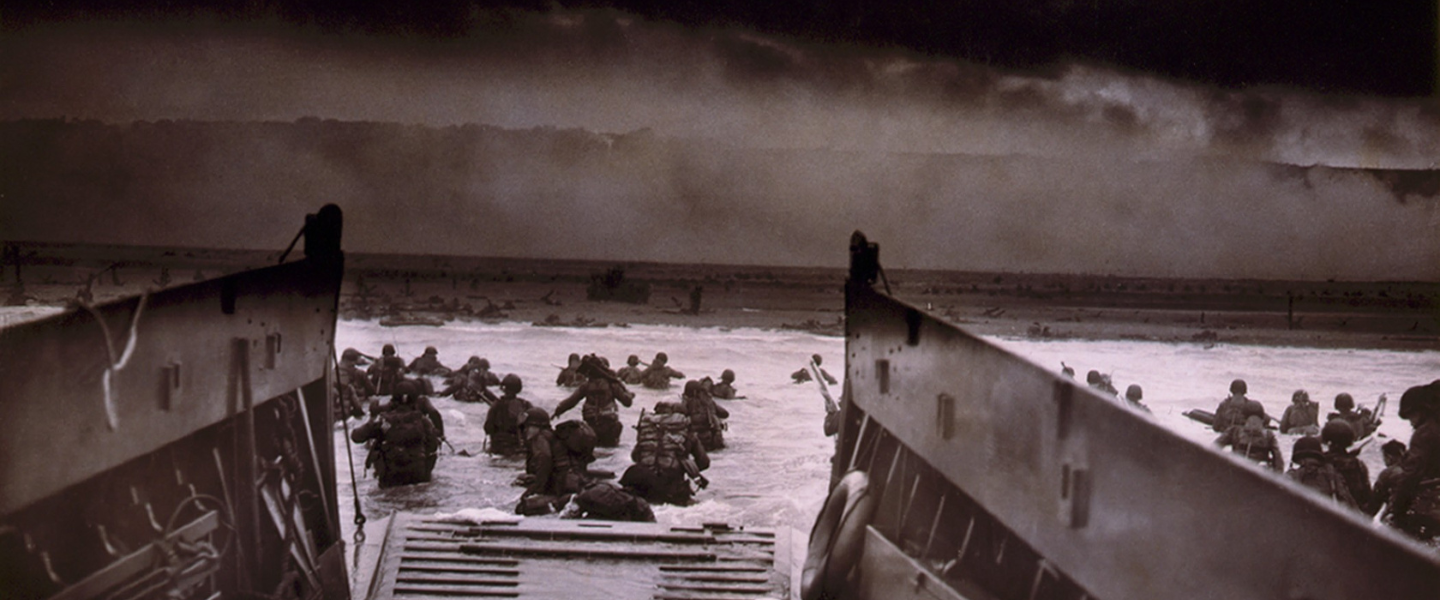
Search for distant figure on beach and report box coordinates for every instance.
[1213,379,1264,433]
[793,354,838,384]
[1388,381,1440,542]
[1327,392,1380,439]
[484,374,532,457]
[407,346,451,376]
[1215,403,1284,472]
[1086,370,1118,397]
[1287,436,1358,509]
[1321,419,1371,511]
[617,355,645,384]
[1123,384,1151,413]
[1279,390,1320,435]
[711,370,740,399]
[640,352,685,389]
[367,344,409,396]
[556,353,586,387]
[1367,440,1408,518]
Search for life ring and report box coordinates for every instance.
[801,470,879,600]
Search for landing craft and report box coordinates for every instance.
[801,232,1440,599]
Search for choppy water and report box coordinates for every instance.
[333,319,1439,557]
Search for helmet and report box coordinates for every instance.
[654,352,668,365]
[568,353,581,364]
[467,355,482,365]
[477,358,490,369]
[683,380,704,398]
[627,355,640,366]
[341,348,361,361]
[1086,371,1103,385]
[1241,401,1266,419]
[382,344,396,356]
[812,354,823,365]
[1334,393,1354,411]
[1125,384,1142,401]
[721,369,735,382]
[1321,419,1356,448]
[424,346,438,355]
[1291,390,1309,403]
[1398,381,1439,420]
[502,374,523,394]
[1381,440,1407,458]
[393,379,420,398]
[521,407,551,429]
[1229,379,1247,395]
[1292,436,1324,462]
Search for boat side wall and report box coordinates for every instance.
[842,277,1440,600]
[0,257,344,517]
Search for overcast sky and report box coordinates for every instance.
[1,4,1438,279]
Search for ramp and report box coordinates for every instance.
[366,513,789,600]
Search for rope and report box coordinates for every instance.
[80,292,149,431]
[336,352,368,570]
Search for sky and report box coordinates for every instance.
[1,2,1438,279]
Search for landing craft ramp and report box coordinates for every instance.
[366,513,789,600]
[818,232,1440,600]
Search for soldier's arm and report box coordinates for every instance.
[529,441,554,495]
[713,402,729,419]
[611,381,634,407]
[554,386,586,417]
[669,368,685,380]
[350,421,381,444]
[822,369,838,385]
[690,436,710,472]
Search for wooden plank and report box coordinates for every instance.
[459,543,717,561]
[394,575,519,587]
[662,574,769,584]
[400,555,521,567]
[391,584,520,598]
[657,583,773,594]
[458,527,717,545]
[659,566,767,573]
[398,564,521,576]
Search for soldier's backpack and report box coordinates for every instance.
[634,412,691,474]
[555,420,598,466]
[575,482,656,522]
[381,408,434,471]
[1288,462,1357,508]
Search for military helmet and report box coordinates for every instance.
[424,346,438,355]
[1241,401,1266,419]
[1125,384,1142,401]
[1398,381,1439,420]
[683,380,703,398]
[627,355,640,366]
[721,369,735,382]
[1381,440,1407,458]
[393,379,420,398]
[1086,370,1103,385]
[654,352,668,365]
[382,344,396,356]
[477,358,490,369]
[1291,389,1309,403]
[1292,436,1324,462]
[341,347,361,361]
[1230,379,1247,395]
[502,373,523,394]
[1334,393,1355,411]
[521,407,551,428]
[1321,419,1356,448]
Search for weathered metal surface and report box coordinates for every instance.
[839,233,1440,599]
[856,527,978,600]
[368,513,787,600]
[0,245,344,516]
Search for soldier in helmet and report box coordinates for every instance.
[350,380,442,488]
[1279,390,1320,435]
[1286,436,1357,509]
[1327,392,1380,439]
[625,401,710,505]
[1215,402,1284,472]
[367,344,409,396]
[553,355,635,447]
[792,354,837,384]
[1123,384,1150,413]
[1213,379,1264,433]
[484,374,533,456]
[681,380,729,452]
[1367,440,1408,518]
[1389,380,1440,541]
[1321,419,1371,511]
[616,355,645,385]
[556,353,587,387]
[515,407,588,515]
[407,345,452,376]
[711,369,740,400]
[640,352,685,390]
[336,347,375,419]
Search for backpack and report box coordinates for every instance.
[634,413,690,474]
[381,409,434,469]
[1288,462,1357,508]
[575,482,655,522]
[555,420,598,465]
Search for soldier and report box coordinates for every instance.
[336,347,374,419]
[1213,379,1263,433]
[1123,384,1151,413]
[1367,440,1407,518]
[1321,419,1372,511]
[1085,370,1119,397]
[616,355,645,384]
[552,355,635,447]
[515,408,589,515]
[556,353,586,387]
[407,346,452,376]
[625,402,710,505]
[711,369,740,400]
[367,344,408,396]
[1389,381,1440,541]
[640,352,685,390]
[1279,390,1320,435]
[1327,392,1380,439]
[571,481,656,522]
[792,354,837,384]
[1286,436,1357,509]
[440,357,501,402]
[681,380,729,452]
[350,380,441,488]
[484,374,532,456]
[1215,403,1284,472]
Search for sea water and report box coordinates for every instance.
[332,319,1439,555]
